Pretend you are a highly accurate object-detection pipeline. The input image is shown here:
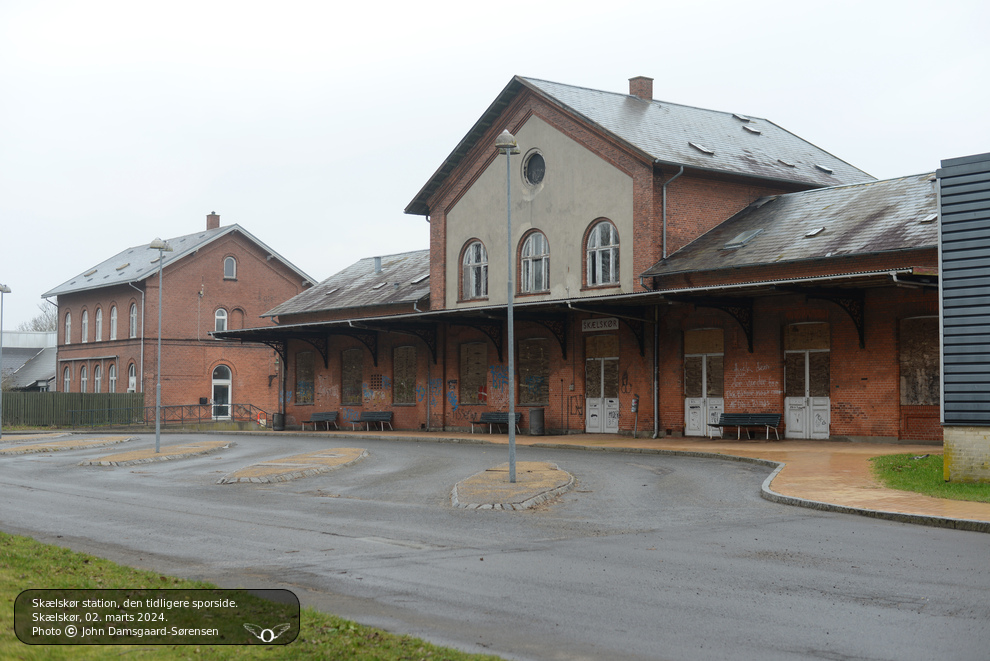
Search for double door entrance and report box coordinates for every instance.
[684,329,724,437]
[783,323,830,439]
[585,334,619,433]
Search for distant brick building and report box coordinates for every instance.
[43,213,313,418]
[221,76,940,441]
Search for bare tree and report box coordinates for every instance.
[17,301,58,332]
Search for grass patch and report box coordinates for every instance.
[1,530,504,660]
[870,453,990,504]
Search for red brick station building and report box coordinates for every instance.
[44,214,314,418]
[213,75,940,442]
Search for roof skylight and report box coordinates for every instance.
[410,272,429,284]
[732,113,751,122]
[83,269,97,277]
[323,288,339,296]
[814,164,834,175]
[805,227,825,237]
[372,282,387,290]
[689,141,715,155]
[724,228,763,249]
[743,125,761,135]
[920,213,938,224]
[116,263,129,271]
[778,158,796,168]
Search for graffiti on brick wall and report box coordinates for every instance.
[568,395,584,417]
[447,380,458,412]
[415,377,443,409]
[316,374,339,401]
[341,407,361,423]
[489,364,508,391]
[620,370,633,394]
[363,376,391,409]
[726,361,781,409]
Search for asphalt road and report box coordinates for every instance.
[2,433,988,661]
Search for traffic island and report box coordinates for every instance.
[452,461,574,510]
[79,440,233,466]
[217,448,368,484]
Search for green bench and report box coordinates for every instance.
[708,413,781,440]
[302,411,338,431]
[471,412,522,434]
[352,411,393,431]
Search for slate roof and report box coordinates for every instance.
[264,250,430,318]
[642,172,938,282]
[8,346,56,390]
[42,225,315,298]
[406,76,875,216]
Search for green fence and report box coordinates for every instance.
[1,392,146,428]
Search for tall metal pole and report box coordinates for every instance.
[0,285,9,440]
[495,130,519,483]
[155,246,163,453]
[149,238,171,453]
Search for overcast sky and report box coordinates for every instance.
[1,0,988,330]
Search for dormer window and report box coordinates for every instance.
[224,256,237,279]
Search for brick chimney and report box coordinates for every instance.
[207,211,220,230]
[629,76,653,101]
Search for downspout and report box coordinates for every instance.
[653,304,660,438]
[127,282,145,393]
[662,166,685,259]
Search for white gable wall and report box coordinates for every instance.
[445,115,634,309]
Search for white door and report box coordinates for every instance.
[212,365,232,420]
[784,350,830,439]
[684,353,725,437]
[586,357,619,433]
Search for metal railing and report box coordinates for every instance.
[69,403,271,428]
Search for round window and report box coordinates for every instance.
[524,152,546,186]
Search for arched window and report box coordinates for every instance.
[93,365,102,393]
[81,310,88,343]
[462,241,488,300]
[94,308,103,342]
[129,303,138,338]
[109,306,117,340]
[64,312,72,345]
[520,231,550,293]
[80,365,88,393]
[108,363,117,392]
[223,256,237,279]
[63,367,71,392]
[127,363,137,393]
[215,308,228,332]
[586,220,620,286]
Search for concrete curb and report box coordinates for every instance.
[0,436,132,456]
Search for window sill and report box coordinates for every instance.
[456,296,490,304]
[580,283,622,292]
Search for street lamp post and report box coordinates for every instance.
[0,284,10,440]
[148,238,172,453]
[495,129,520,482]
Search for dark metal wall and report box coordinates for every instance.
[938,152,990,424]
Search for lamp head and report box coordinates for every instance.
[495,129,520,155]
[0,284,10,294]
[149,238,173,252]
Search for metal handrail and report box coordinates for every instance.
[68,403,271,428]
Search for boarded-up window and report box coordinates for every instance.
[460,343,487,405]
[585,334,619,359]
[342,349,363,405]
[518,338,550,405]
[900,317,940,405]
[784,322,829,351]
[684,328,724,355]
[393,346,417,405]
[296,351,314,404]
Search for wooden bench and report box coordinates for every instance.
[708,413,781,440]
[471,412,522,434]
[351,411,393,431]
[301,411,338,431]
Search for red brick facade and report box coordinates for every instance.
[53,218,311,417]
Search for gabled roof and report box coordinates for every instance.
[406,75,875,216]
[42,224,315,298]
[9,346,56,390]
[642,172,938,282]
[265,249,430,318]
